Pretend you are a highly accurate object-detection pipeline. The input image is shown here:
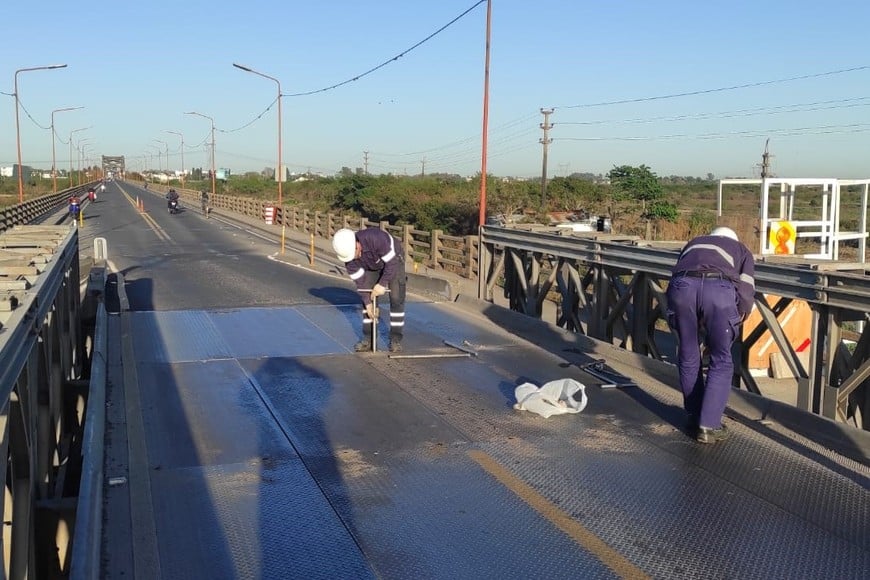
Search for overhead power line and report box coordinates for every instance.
[219,97,279,134]
[284,0,487,98]
[17,98,51,130]
[554,122,870,141]
[554,65,870,110]
[555,96,870,126]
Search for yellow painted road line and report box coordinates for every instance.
[140,212,171,243]
[467,450,650,580]
[118,184,172,243]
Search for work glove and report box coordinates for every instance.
[371,283,387,298]
[364,303,378,320]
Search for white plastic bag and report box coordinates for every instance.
[513,378,588,418]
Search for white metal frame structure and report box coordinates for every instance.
[760,178,869,260]
[719,177,870,261]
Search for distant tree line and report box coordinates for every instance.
[164,165,723,238]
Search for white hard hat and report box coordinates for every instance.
[710,226,738,241]
[332,228,357,262]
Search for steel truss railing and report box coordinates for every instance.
[0,225,87,578]
[479,226,869,430]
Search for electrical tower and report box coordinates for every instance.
[363,151,369,175]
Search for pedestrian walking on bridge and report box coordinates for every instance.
[332,227,407,352]
[666,226,756,443]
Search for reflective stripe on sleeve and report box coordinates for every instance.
[381,235,396,263]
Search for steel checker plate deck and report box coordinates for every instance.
[208,305,349,357]
[365,333,870,575]
[478,437,868,580]
[131,307,351,363]
[402,302,524,350]
[131,310,232,363]
[134,358,300,469]
[243,356,619,579]
[121,302,870,580]
[149,459,376,580]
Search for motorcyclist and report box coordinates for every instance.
[87,187,96,202]
[166,188,180,213]
[68,195,81,219]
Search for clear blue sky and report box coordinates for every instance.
[2,0,869,179]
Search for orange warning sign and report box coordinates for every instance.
[768,220,796,254]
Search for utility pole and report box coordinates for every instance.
[363,151,369,175]
[540,108,554,209]
[421,156,426,177]
[760,138,772,178]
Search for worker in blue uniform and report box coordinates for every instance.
[332,227,407,352]
[666,226,756,443]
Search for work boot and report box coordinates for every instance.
[354,339,372,352]
[388,339,403,353]
[695,424,729,444]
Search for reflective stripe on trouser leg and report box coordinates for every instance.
[388,258,407,340]
[361,309,373,341]
[389,311,404,340]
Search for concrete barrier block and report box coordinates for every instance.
[407,272,455,301]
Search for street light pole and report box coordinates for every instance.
[77,138,94,186]
[153,139,169,178]
[146,145,161,175]
[50,106,83,192]
[69,127,90,189]
[165,130,185,189]
[478,0,492,227]
[186,111,216,198]
[14,64,68,203]
[233,63,283,206]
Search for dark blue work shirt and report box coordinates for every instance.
[342,228,402,305]
[671,235,756,316]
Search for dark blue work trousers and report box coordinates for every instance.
[360,258,407,342]
[666,275,741,429]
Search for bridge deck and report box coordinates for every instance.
[103,298,869,579]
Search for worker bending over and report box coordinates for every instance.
[332,227,407,352]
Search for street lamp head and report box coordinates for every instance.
[15,63,68,76]
[233,63,253,73]
[52,105,84,115]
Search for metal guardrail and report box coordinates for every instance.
[70,300,107,580]
[1,183,97,233]
[0,224,89,578]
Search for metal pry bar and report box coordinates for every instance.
[443,340,478,356]
[358,287,389,353]
[577,359,637,388]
